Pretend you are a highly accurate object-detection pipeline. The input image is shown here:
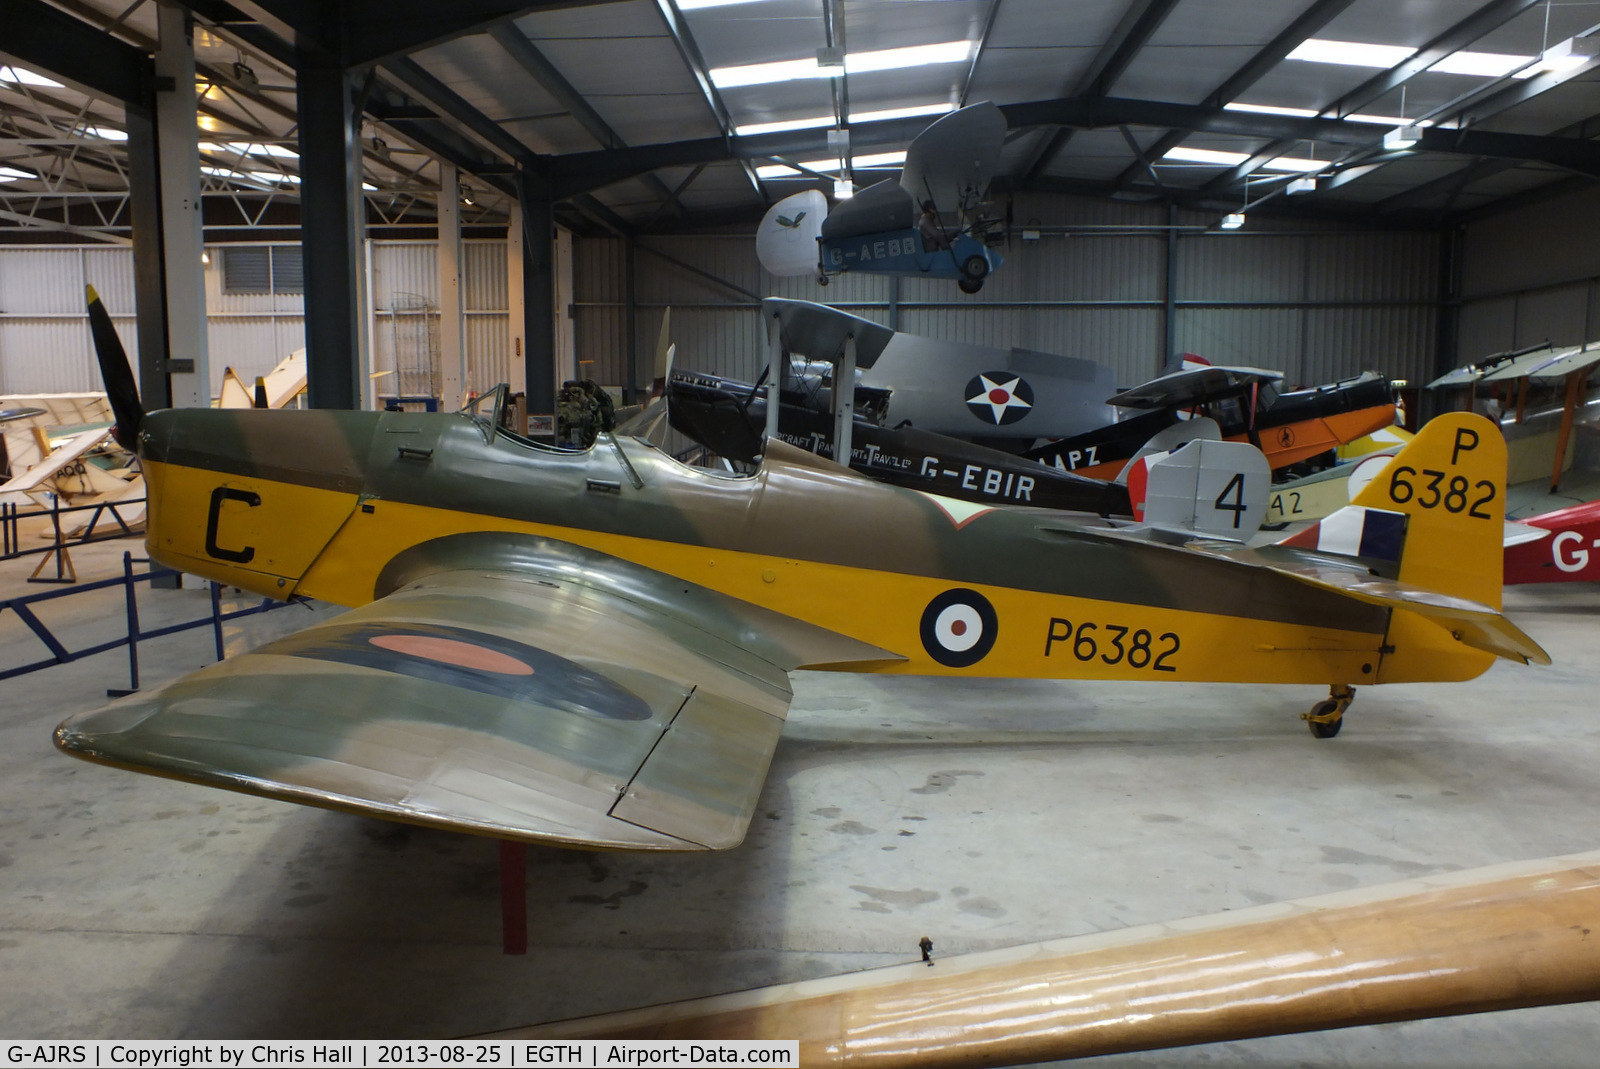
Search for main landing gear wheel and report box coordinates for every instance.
[1303,684,1356,739]
[961,254,989,281]
[958,278,984,294]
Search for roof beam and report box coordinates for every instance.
[959,0,1004,107]
[1022,0,1181,183]
[551,93,1600,197]
[0,0,152,104]
[380,56,537,167]
[487,23,682,215]
[1196,0,1550,198]
[1113,0,1359,189]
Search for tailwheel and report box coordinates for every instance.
[1303,684,1356,739]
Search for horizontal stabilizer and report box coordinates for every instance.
[1193,541,1550,666]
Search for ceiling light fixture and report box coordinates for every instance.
[1286,176,1316,195]
[1288,37,1537,78]
[833,179,854,199]
[711,40,972,88]
[736,102,958,137]
[1220,213,1246,230]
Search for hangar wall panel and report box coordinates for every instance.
[575,198,1440,403]
[1457,184,1600,372]
[0,241,511,404]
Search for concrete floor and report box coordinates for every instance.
[4,536,1600,1066]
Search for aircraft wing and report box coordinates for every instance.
[56,547,901,851]
[899,101,1005,208]
[1110,364,1284,410]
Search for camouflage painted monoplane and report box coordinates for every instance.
[55,288,1548,853]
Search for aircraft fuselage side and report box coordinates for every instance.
[137,407,1486,687]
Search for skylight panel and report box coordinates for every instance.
[679,0,784,8]
[0,166,32,181]
[1161,146,1249,167]
[756,149,910,179]
[851,103,957,123]
[1288,39,1415,69]
[1223,102,1317,118]
[712,41,972,88]
[1430,51,1529,77]
[85,126,127,141]
[0,66,64,88]
[737,115,834,136]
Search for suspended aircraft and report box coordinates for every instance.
[756,104,1007,293]
[56,287,1546,851]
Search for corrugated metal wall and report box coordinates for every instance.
[1456,185,1600,366]
[575,194,1440,395]
[0,240,511,401]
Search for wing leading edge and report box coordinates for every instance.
[55,539,902,851]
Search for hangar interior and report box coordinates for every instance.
[5,0,1600,1061]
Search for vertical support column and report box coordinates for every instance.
[765,310,782,445]
[1163,201,1177,372]
[124,102,170,410]
[506,201,526,397]
[554,226,576,388]
[154,5,209,407]
[296,52,361,410]
[625,236,638,400]
[520,178,556,433]
[833,333,855,465]
[362,237,376,410]
[437,162,465,409]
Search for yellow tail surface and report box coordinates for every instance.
[1351,412,1505,611]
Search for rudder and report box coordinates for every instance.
[1350,412,1504,610]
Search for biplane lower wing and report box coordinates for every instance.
[55,546,900,851]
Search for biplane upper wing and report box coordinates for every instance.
[1109,364,1284,410]
[55,541,901,850]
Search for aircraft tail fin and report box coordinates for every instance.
[1127,437,1271,537]
[756,190,828,276]
[1346,411,1506,611]
[85,284,143,449]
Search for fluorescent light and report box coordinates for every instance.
[1286,176,1316,195]
[852,150,908,169]
[85,126,127,141]
[679,0,782,8]
[0,66,63,88]
[1346,113,1432,126]
[1223,102,1317,118]
[1288,39,1414,69]
[833,179,854,199]
[1515,35,1600,77]
[851,103,957,123]
[736,114,833,136]
[711,41,972,88]
[756,163,800,179]
[0,166,30,183]
[1220,213,1245,230]
[362,182,378,191]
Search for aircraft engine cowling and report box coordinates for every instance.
[757,190,828,276]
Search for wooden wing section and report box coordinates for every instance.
[55,560,898,851]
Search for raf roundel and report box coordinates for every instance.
[965,373,1035,425]
[920,588,999,668]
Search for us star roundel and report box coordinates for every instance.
[965,373,1034,425]
[920,588,999,668]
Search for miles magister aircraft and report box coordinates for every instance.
[55,288,1548,851]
